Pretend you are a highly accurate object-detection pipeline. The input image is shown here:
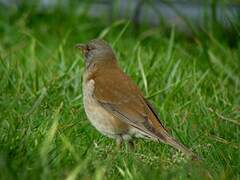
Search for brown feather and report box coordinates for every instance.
[80,39,198,159]
[90,61,195,157]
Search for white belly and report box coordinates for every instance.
[83,79,124,138]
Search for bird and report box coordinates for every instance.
[76,39,198,160]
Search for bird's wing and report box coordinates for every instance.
[92,67,197,158]
[92,67,168,140]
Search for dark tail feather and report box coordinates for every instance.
[145,100,199,160]
[158,131,199,160]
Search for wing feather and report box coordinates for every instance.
[92,67,165,140]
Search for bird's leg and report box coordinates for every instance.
[127,140,134,151]
[116,136,123,149]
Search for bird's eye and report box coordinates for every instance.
[86,45,90,51]
[87,45,96,51]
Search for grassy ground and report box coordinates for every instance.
[0,4,240,180]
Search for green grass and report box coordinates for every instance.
[0,4,240,180]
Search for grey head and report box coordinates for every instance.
[75,39,116,67]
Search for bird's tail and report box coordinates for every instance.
[158,130,199,160]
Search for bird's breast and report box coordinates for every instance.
[82,77,130,139]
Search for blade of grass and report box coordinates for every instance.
[208,108,240,127]
[137,47,148,96]
[146,81,179,99]
[166,26,175,62]
[65,161,86,180]
[209,51,239,85]
[40,102,63,178]
[0,56,17,91]
[166,59,181,86]
[191,70,209,94]
[112,20,130,47]
[25,87,47,117]
[98,19,126,39]
[60,134,80,161]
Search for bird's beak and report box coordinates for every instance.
[75,43,88,56]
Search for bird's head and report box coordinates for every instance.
[75,39,116,67]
